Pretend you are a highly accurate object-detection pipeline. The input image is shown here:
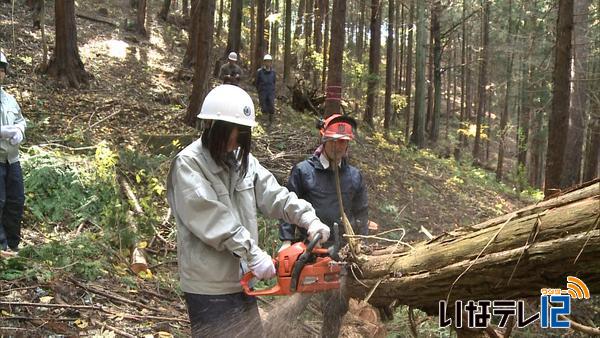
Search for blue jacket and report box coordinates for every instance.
[255,67,276,95]
[279,155,369,245]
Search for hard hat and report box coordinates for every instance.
[197,85,256,127]
[228,52,238,61]
[319,114,356,141]
[263,54,273,61]
[0,52,8,71]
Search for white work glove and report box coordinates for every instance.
[307,220,330,244]
[9,129,23,145]
[277,241,291,253]
[248,250,276,280]
[0,126,17,140]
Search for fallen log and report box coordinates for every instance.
[347,180,600,314]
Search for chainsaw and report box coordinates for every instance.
[241,230,342,296]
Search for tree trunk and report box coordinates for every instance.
[347,180,600,313]
[459,0,467,147]
[409,0,426,147]
[516,51,531,192]
[283,0,292,84]
[395,3,403,95]
[184,0,216,127]
[561,0,590,188]
[429,0,441,142]
[159,0,171,21]
[250,0,255,68]
[46,0,90,88]
[304,0,313,50]
[364,0,381,128]
[496,0,515,182]
[529,109,545,189]
[226,0,243,56]
[323,0,345,118]
[403,0,414,144]
[583,116,599,181]
[356,0,366,63]
[472,0,489,163]
[183,0,200,68]
[320,0,329,91]
[215,0,224,38]
[383,0,395,131]
[426,20,434,136]
[183,0,189,17]
[136,0,147,35]
[254,0,266,75]
[294,0,305,40]
[270,0,280,58]
[544,0,574,197]
[445,41,452,139]
[313,0,323,53]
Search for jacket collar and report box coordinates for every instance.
[309,154,347,171]
[197,140,241,175]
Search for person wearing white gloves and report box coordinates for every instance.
[0,52,26,256]
[166,84,329,338]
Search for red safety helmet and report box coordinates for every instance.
[318,114,357,141]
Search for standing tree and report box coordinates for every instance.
[253,0,266,74]
[410,0,426,147]
[356,0,366,62]
[561,0,590,187]
[320,0,330,90]
[185,0,216,126]
[544,0,574,196]
[159,0,171,21]
[429,0,441,142]
[496,0,518,181]
[283,0,292,84]
[364,0,381,127]
[404,0,414,144]
[136,0,147,35]
[472,0,490,163]
[183,0,201,68]
[383,0,395,131]
[323,0,346,117]
[45,0,90,88]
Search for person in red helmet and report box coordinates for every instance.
[278,113,369,338]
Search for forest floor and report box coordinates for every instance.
[0,1,543,337]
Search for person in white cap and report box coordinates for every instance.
[255,54,276,124]
[219,52,243,85]
[0,51,26,257]
[166,84,330,337]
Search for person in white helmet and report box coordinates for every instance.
[219,52,243,85]
[166,84,330,337]
[0,52,26,257]
[255,54,276,124]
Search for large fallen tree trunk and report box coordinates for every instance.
[347,180,600,314]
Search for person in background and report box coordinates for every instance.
[166,84,330,338]
[0,51,26,258]
[278,113,369,338]
[255,54,276,124]
[219,52,243,86]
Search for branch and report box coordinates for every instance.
[559,315,600,336]
[76,12,117,26]
[441,9,479,39]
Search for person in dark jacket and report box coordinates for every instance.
[219,52,243,85]
[278,113,368,338]
[255,54,276,124]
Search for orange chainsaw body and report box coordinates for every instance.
[241,240,341,296]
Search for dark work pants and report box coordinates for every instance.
[258,91,275,116]
[0,161,25,251]
[184,292,264,338]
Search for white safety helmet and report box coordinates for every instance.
[0,52,8,71]
[197,85,256,127]
[263,54,273,61]
[228,52,238,61]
